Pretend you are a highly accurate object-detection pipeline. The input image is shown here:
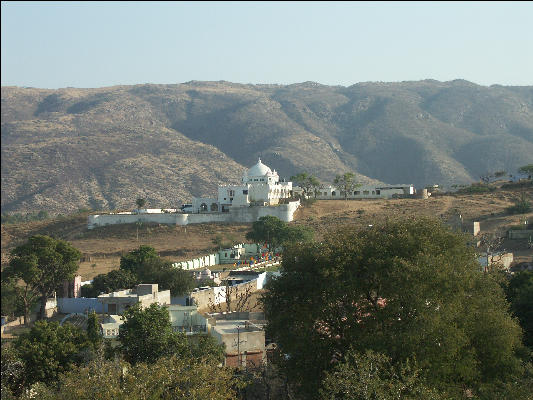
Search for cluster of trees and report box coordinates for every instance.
[262,217,533,399]
[291,171,362,201]
[245,216,314,252]
[2,235,81,322]
[82,245,197,297]
[0,210,50,225]
[1,304,232,399]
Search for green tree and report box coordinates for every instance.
[246,216,314,252]
[291,172,321,199]
[246,216,288,252]
[118,303,188,365]
[4,235,81,320]
[119,245,159,276]
[1,342,26,399]
[14,320,91,387]
[263,217,527,398]
[87,311,102,349]
[0,279,28,319]
[319,349,444,400]
[506,271,533,349]
[82,269,138,297]
[138,257,196,296]
[518,164,533,179]
[135,198,146,209]
[21,353,239,400]
[333,172,361,200]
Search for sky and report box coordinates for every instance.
[2,1,533,89]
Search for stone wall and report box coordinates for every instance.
[88,201,300,229]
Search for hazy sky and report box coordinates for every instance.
[2,1,532,89]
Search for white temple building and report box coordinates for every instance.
[88,159,300,229]
[191,159,293,213]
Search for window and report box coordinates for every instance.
[354,191,360,195]
[332,191,336,196]
[243,190,248,195]
[376,190,380,195]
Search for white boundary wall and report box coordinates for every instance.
[87,201,300,229]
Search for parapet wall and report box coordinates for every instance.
[88,201,300,229]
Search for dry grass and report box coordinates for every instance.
[2,189,532,281]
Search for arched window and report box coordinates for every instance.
[200,203,208,212]
[210,203,218,211]
[332,191,336,196]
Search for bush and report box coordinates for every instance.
[456,184,495,194]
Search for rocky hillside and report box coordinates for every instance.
[2,80,532,214]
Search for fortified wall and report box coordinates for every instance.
[87,201,300,229]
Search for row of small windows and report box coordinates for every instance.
[326,190,381,196]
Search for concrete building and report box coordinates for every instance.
[168,304,209,335]
[208,312,266,368]
[98,284,170,316]
[309,184,415,200]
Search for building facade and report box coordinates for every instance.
[191,159,293,213]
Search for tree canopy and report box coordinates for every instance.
[13,321,91,387]
[333,172,361,200]
[263,217,528,398]
[81,269,138,297]
[21,353,239,400]
[118,303,189,365]
[506,271,533,350]
[290,172,321,198]
[4,235,81,320]
[246,216,314,252]
[117,245,195,296]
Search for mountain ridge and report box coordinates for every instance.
[2,80,532,214]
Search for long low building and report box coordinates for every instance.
[295,184,415,200]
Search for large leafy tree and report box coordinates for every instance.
[82,269,139,297]
[118,303,189,365]
[506,271,533,349]
[333,172,361,200]
[290,172,321,199]
[263,217,527,398]
[137,257,196,296]
[4,235,81,320]
[23,353,239,400]
[246,216,314,252]
[119,245,159,276]
[319,349,445,400]
[13,320,91,387]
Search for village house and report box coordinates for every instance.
[208,311,267,368]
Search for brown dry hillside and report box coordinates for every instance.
[2,80,533,215]
[2,188,531,281]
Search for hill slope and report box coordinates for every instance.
[2,80,532,214]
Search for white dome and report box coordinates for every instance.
[246,158,272,177]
